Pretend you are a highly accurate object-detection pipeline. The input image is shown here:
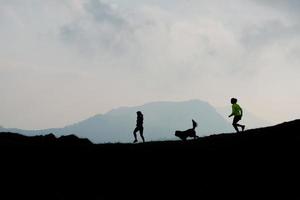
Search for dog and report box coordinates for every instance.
[175,120,199,141]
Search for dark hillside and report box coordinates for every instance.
[1,120,299,199]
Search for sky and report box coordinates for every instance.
[0,0,299,129]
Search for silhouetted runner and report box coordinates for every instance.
[133,111,145,143]
[228,98,246,133]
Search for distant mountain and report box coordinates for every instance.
[216,106,272,129]
[0,100,233,143]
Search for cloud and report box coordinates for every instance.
[60,0,126,46]
[0,0,299,129]
[255,0,300,15]
[85,0,124,24]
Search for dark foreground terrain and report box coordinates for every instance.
[1,120,300,199]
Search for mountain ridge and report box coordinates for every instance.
[1,119,298,145]
[0,99,268,143]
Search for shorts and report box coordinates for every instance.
[233,115,242,125]
[134,126,144,133]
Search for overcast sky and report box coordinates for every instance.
[0,0,299,129]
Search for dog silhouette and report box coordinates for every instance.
[175,120,199,141]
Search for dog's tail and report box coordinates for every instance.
[192,119,198,130]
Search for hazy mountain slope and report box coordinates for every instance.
[0,100,232,143]
[59,100,233,142]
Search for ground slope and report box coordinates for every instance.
[0,119,299,199]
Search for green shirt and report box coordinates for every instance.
[232,103,243,116]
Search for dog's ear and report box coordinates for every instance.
[192,119,197,128]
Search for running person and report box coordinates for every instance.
[228,98,246,133]
[133,111,145,143]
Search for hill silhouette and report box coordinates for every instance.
[0,132,92,146]
[1,120,299,199]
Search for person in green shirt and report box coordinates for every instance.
[228,98,246,133]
